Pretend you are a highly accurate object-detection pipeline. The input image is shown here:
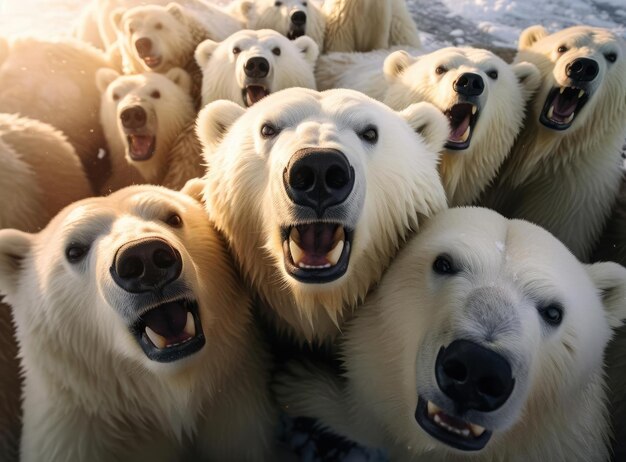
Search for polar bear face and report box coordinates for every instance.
[517,25,626,133]
[0,185,239,376]
[113,3,196,73]
[198,87,447,341]
[238,0,317,41]
[350,207,626,456]
[195,29,318,108]
[96,68,194,182]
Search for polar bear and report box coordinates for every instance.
[0,37,114,191]
[0,184,277,462]
[323,0,421,52]
[230,0,326,51]
[96,67,203,193]
[195,29,318,108]
[316,47,540,206]
[481,26,626,261]
[275,207,626,462]
[198,87,448,343]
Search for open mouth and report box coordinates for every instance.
[242,85,270,107]
[126,134,156,161]
[444,103,478,150]
[142,55,162,69]
[415,397,491,451]
[131,298,205,363]
[540,86,589,130]
[287,27,305,40]
[281,223,352,283]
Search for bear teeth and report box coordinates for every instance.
[289,239,305,267]
[471,105,477,115]
[145,326,167,349]
[427,400,441,417]
[460,126,471,143]
[469,423,486,437]
[327,240,344,266]
[547,105,555,120]
[427,400,486,439]
[184,311,196,338]
[565,112,575,124]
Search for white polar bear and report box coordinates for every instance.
[481,26,626,261]
[316,47,540,206]
[195,29,318,108]
[230,0,326,51]
[275,207,626,462]
[322,0,421,52]
[197,87,448,343]
[96,67,203,193]
[0,184,277,462]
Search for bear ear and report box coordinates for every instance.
[95,68,121,93]
[586,261,626,329]
[293,36,319,66]
[110,7,125,32]
[384,50,415,83]
[400,101,449,154]
[196,100,246,156]
[0,36,8,67]
[238,0,255,18]
[195,39,220,69]
[0,229,33,298]
[511,61,541,100]
[518,25,548,50]
[166,2,186,23]
[165,67,192,95]
[180,178,206,202]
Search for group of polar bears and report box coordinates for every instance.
[0,0,626,461]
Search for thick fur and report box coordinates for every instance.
[198,88,448,343]
[275,207,626,462]
[96,68,202,193]
[195,29,319,108]
[482,26,626,261]
[0,37,114,191]
[0,185,276,462]
[322,0,421,52]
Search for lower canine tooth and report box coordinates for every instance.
[547,105,555,120]
[145,327,167,349]
[184,311,195,337]
[471,105,477,115]
[470,423,486,437]
[289,239,304,265]
[460,125,470,142]
[327,240,344,266]
[578,89,584,98]
[565,112,575,124]
[559,87,565,94]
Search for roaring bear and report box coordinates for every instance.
[0,185,277,462]
[197,87,448,343]
[275,207,626,462]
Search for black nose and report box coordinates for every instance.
[135,37,152,56]
[435,339,515,413]
[120,106,147,129]
[453,72,485,97]
[244,56,270,79]
[291,10,307,25]
[111,238,182,294]
[566,57,599,82]
[283,148,355,218]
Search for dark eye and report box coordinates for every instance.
[432,255,457,275]
[233,46,241,55]
[557,45,568,53]
[359,126,378,144]
[302,1,308,5]
[261,123,278,138]
[129,26,135,34]
[275,1,282,5]
[487,70,498,79]
[166,213,183,228]
[150,90,160,99]
[112,92,120,101]
[155,22,163,30]
[539,303,563,326]
[604,52,617,63]
[272,47,281,56]
[435,66,447,75]
[66,244,89,263]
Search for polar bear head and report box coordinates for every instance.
[349,207,626,458]
[195,29,318,108]
[112,3,200,74]
[197,87,448,342]
[96,68,194,183]
[517,25,626,135]
[383,47,541,205]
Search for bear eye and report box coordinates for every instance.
[604,52,617,63]
[432,255,457,275]
[359,126,378,144]
[275,1,283,6]
[150,90,160,99]
[66,244,89,263]
[166,213,183,228]
[302,1,308,5]
[129,26,135,34]
[435,66,448,75]
[538,303,563,326]
[272,47,281,56]
[557,45,568,54]
[261,123,278,138]
[155,22,163,30]
[112,92,120,101]
[233,46,241,55]
[487,69,498,79]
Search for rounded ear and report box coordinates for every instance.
[0,36,8,67]
[166,2,186,23]
[195,39,220,69]
[0,229,33,298]
[384,50,414,83]
[95,67,121,93]
[180,178,206,201]
[293,35,319,66]
[164,67,192,95]
[518,25,548,50]
[110,7,125,32]
[586,261,626,329]
[400,101,449,154]
[196,100,246,158]
[511,61,541,101]
[239,0,255,18]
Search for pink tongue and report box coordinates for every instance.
[246,86,268,105]
[142,301,191,345]
[130,135,153,158]
[449,114,471,141]
[296,223,336,266]
[552,92,577,118]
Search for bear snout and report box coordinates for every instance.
[565,57,599,83]
[244,57,270,79]
[110,237,182,294]
[135,37,153,57]
[120,105,147,130]
[291,10,307,26]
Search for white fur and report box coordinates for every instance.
[275,207,626,462]
[0,185,277,462]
